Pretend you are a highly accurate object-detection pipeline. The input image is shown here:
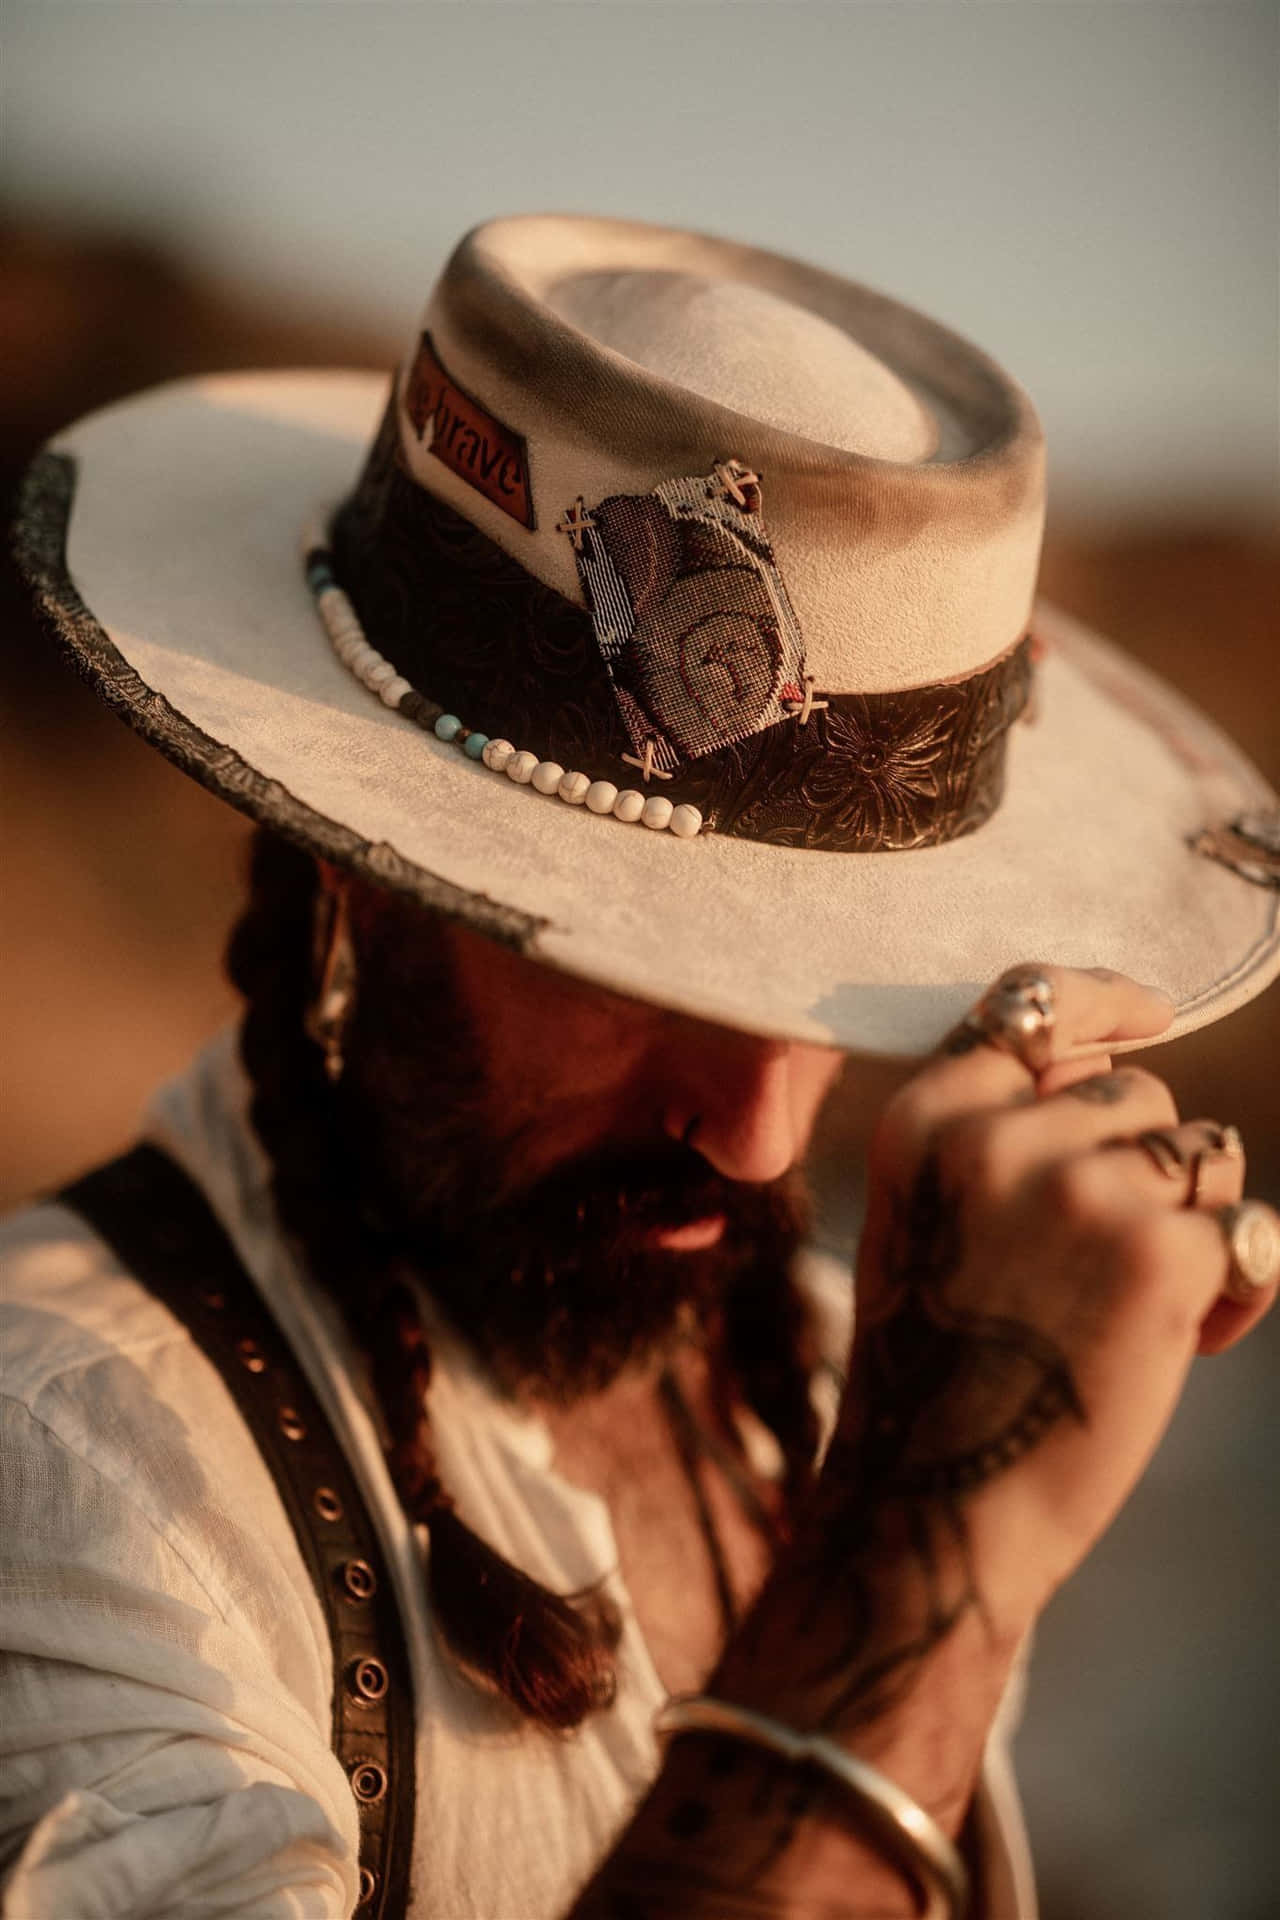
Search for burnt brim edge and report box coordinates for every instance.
[11,448,548,953]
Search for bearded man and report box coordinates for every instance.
[3,214,1279,1920]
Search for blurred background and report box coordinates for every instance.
[2,4,1276,1915]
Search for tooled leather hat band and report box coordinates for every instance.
[331,393,1035,855]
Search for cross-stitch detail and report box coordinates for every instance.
[560,464,807,773]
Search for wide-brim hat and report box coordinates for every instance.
[15,213,1279,1054]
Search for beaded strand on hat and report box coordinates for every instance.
[302,517,705,840]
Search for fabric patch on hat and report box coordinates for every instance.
[558,461,806,771]
[403,333,535,529]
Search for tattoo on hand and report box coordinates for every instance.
[578,1149,1086,1910]
[762,1152,1084,1736]
[940,1019,987,1058]
[1063,1073,1130,1105]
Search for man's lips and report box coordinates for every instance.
[645,1213,728,1252]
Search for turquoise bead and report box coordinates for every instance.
[434,714,463,742]
[463,732,489,760]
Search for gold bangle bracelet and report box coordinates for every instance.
[653,1694,969,1920]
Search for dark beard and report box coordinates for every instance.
[407,1144,810,1403]
[339,975,808,1402]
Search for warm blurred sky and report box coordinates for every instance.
[7,0,1278,522]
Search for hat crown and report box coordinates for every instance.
[544,269,937,464]
[407,212,1046,695]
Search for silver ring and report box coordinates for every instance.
[1218,1201,1280,1301]
[968,968,1057,1075]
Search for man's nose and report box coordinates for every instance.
[662,1035,837,1185]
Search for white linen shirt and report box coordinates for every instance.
[0,1034,1037,1918]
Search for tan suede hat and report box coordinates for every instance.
[15,213,1280,1053]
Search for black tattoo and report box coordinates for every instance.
[1063,1072,1131,1105]
[665,1798,713,1842]
[759,1152,1083,1738]
[939,1018,987,1058]
[578,1156,1085,1913]
[597,1868,903,1919]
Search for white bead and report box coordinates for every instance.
[347,642,377,675]
[641,796,674,831]
[380,674,412,708]
[531,760,565,795]
[558,770,590,805]
[669,803,703,839]
[334,634,360,663]
[507,750,539,785]
[358,654,390,688]
[586,780,619,815]
[612,788,645,823]
[366,660,398,690]
[483,738,515,772]
[317,586,347,617]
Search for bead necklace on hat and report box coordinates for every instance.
[303,522,704,841]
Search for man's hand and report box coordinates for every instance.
[852,962,1271,1638]
[573,965,1275,1917]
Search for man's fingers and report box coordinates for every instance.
[961,962,1175,1058]
[881,966,1176,1167]
[1037,1054,1118,1098]
[951,1069,1182,1198]
[1090,1120,1246,1215]
[1197,1289,1276,1356]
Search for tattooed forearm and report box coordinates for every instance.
[578,1146,1083,1917]
[585,1864,907,1919]
[749,1149,1084,1736]
[570,1734,919,1918]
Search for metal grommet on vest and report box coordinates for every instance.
[59,1143,416,1920]
[339,1557,378,1602]
[350,1759,389,1805]
[347,1656,390,1705]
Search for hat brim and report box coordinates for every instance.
[19,369,1280,1056]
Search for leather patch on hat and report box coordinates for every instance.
[403,333,535,529]
[558,461,806,772]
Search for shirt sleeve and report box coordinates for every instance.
[0,1230,362,1920]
